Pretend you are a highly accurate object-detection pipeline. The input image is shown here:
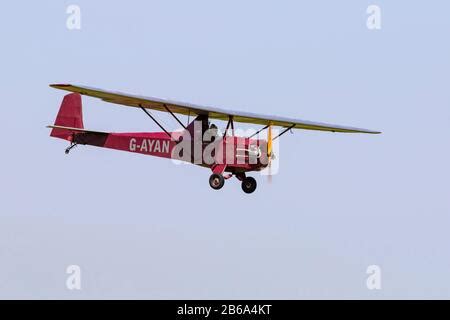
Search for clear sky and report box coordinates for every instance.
[0,1,449,299]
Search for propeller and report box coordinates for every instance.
[267,125,274,183]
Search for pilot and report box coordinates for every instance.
[208,123,219,141]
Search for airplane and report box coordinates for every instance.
[47,84,381,193]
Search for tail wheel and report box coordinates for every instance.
[209,173,225,190]
[241,177,257,194]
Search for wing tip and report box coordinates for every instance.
[50,83,72,89]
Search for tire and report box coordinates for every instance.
[209,173,225,190]
[241,176,257,194]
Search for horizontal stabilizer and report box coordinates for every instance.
[47,125,109,135]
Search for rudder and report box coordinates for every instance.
[50,93,84,140]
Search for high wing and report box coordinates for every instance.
[50,84,381,134]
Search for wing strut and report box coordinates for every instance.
[223,116,235,137]
[139,105,174,141]
[163,104,187,130]
[248,124,270,139]
[273,124,295,141]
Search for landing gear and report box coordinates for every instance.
[65,143,77,154]
[208,172,257,193]
[241,176,257,194]
[209,173,225,190]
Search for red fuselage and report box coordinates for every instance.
[71,130,268,174]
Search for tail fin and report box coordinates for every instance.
[50,93,84,140]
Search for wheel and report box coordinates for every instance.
[209,173,225,190]
[241,176,257,194]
